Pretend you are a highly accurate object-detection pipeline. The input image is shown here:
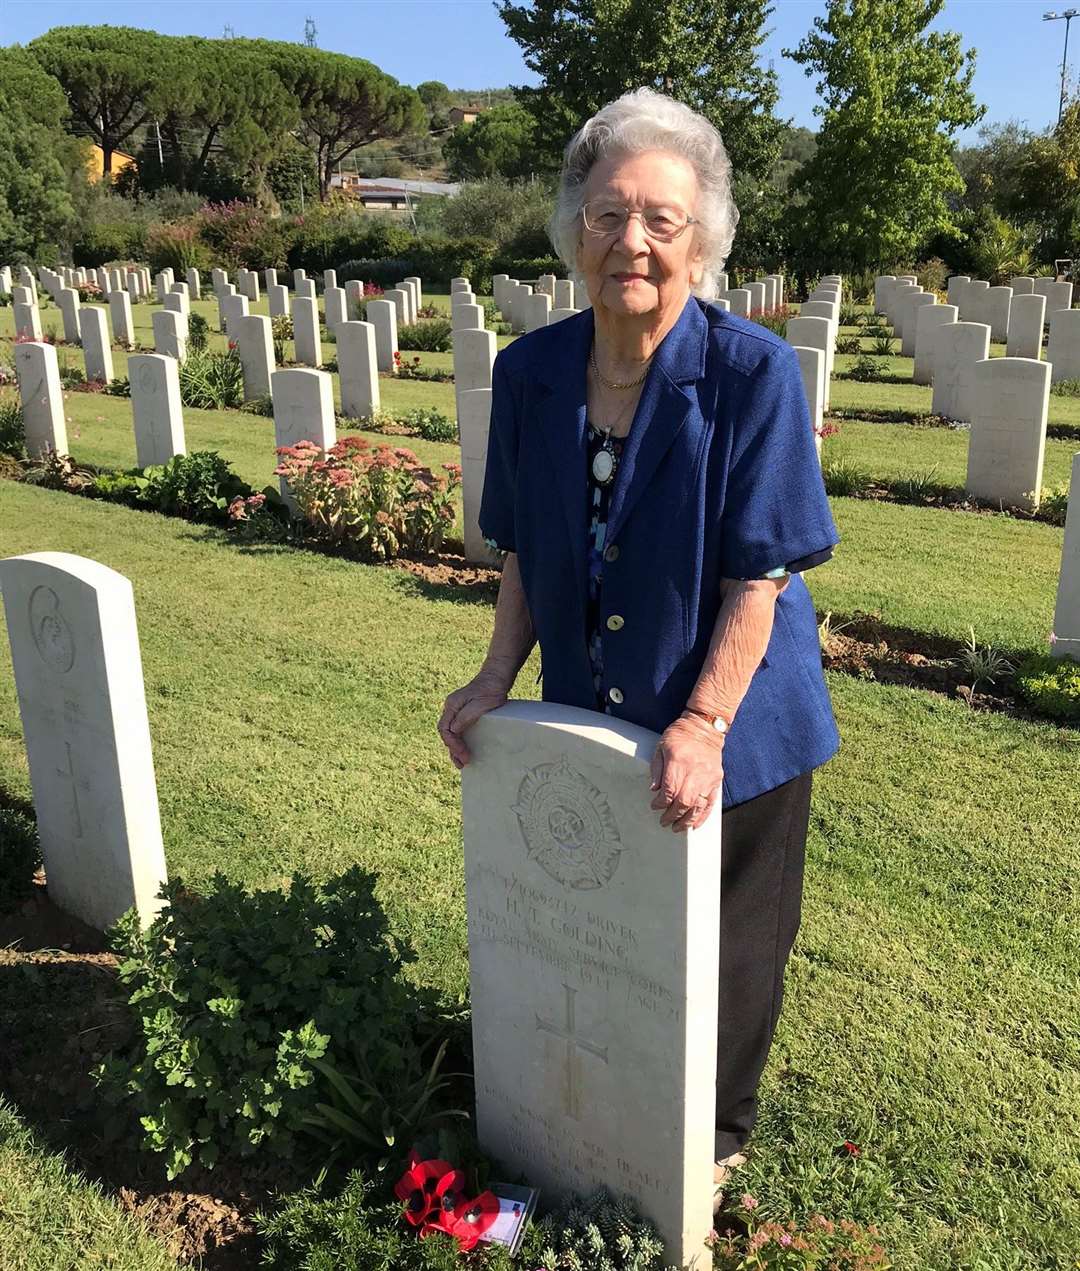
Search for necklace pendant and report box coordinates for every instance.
[592,447,616,485]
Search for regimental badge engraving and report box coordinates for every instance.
[28,586,76,674]
[513,759,622,889]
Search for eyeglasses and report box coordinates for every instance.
[582,201,698,242]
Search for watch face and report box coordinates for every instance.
[591,448,615,484]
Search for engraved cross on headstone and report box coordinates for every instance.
[55,740,88,838]
[535,983,608,1120]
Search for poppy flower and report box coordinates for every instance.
[842,1140,861,1156]
[393,1157,457,1226]
[427,1189,500,1251]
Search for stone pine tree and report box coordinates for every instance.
[783,0,984,272]
[496,0,783,181]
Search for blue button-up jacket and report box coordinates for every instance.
[479,294,840,809]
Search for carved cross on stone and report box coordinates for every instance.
[536,983,608,1120]
[55,740,89,838]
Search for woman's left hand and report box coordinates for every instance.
[649,714,725,833]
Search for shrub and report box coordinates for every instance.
[1050,377,1080,398]
[847,354,888,382]
[0,807,41,913]
[178,346,244,410]
[271,313,293,363]
[531,1189,668,1270]
[90,470,142,504]
[836,334,862,354]
[916,256,950,295]
[492,254,563,282]
[712,1195,888,1269]
[839,302,863,327]
[870,332,895,356]
[187,311,209,352]
[412,236,496,294]
[752,305,794,337]
[335,257,417,290]
[398,319,453,353]
[1014,651,1080,719]
[73,221,147,267]
[104,377,132,398]
[226,489,291,541]
[197,200,292,270]
[137,450,249,520]
[96,868,421,1180]
[1036,482,1071,526]
[952,626,1013,693]
[822,456,872,497]
[145,220,211,275]
[275,437,460,561]
[24,451,97,493]
[893,466,944,502]
[0,395,26,458]
[392,353,454,383]
[404,407,456,442]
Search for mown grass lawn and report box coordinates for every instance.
[0,478,1077,1270]
[0,292,1077,1268]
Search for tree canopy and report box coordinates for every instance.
[0,46,84,261]
[783,0,983,271]
[443,102,537,180]
[496,0,784,182]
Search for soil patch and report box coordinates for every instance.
[0,877,270,1267]
[390,550,502,594]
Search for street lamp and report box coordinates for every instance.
[1044,9,1080,122]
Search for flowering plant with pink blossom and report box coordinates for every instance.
[709,1191,889,1270]
[274,436,460,561]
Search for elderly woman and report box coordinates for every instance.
[438,88,839,1198]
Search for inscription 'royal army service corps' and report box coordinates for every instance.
[512,759,623,891]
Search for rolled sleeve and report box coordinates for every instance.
[478,351,519,553]
[720,343,839,580]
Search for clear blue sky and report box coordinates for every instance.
[2,0,1072,145]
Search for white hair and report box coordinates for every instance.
[550,87,740,300]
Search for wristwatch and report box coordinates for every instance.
[683,707,729,735]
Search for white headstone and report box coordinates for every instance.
[1047,308,1080,382]
[13,290,42,341]
[450,276,470,293]
[874,275,896,313]
[239,269,260,303]
[1006,293,1046,360]
[324,285,347,335]
[510,284,534,334]
[385,288,409,329]
[524,292,551,333]
[1009,276,1035,295]
[337,320,380,419]
[291,296,322,367]
[185,267,201,300]
[127,271,141,301]
[554,278,575,309]
[746,281,765,314]
[885,278,915,325]
[1037,278,1073,322]
[152,309,188,360]
[295,277,316,301]
[962,279,990,324]
[264,267,279,291]
[129,354,186,467]
[365,298,398,372]
[268,283,291,319]
[15,342,67,458]
[966,357,1050,512]
[913,303,957,385]
[405,275,423,309]
[344,279,364,320]
[108,289,135,347]
[216,284,237,331]
[1051,452,1080,660]
[164,291,189,318]
[323,268,337,291]
[463,701,720,1269]
[931,322,991,421]
[453,327,497,427]
[58,288,82,344]
[212,267,229,295]
[792,344,825,457]
[786,315,834,411]
[0,265,11,296]
[234,314,276,401]
[548,307,581,324]
[900,292,936,356]
[458,388,499,565]
[271,368,336,506]
[985,286,1013,343]
[723,288,749,318]
[0,552,169,931]
[293,268,307,290]
[453,302,486,332]
[80,306,114,384]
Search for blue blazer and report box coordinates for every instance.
[479,295,841,810]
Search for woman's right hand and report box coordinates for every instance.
[438,669,512,770]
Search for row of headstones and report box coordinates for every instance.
[714,270,787,317]
[875,273,1075,350]
[873,275,1076,523]
[787,275,845,452]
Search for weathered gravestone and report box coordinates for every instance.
[913,303,957,385]
[129,354,186,467]
[524,293,551,333]
[80,306,114,384]
[966,357,1050,512]
[365,298,398,372]
[271,369,336,509]
[726,289,750,318]
[13,288,42,341]
[292,296,322,367]
[0,552,168,930]
[1047,308,1080,382]
[463,701,721,1269]
[337,321,380,419]
[931,322,991,422]
[1007,294,1046,360]
[234,314,276,402]
[268,283,290,319]
[109,289,135,347]
[900,292,936,356]
[58,288,82,345]
[152,309,188,360]
[1052,452,1080,660]
[15,342,67,458]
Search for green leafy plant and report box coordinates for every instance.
[272,313,293,363]
[1014,651,1080,719]
[952,627,1013,694]
[821,456,872,497]
[892,466,944,502]
[752,305,793,337]
[177,346,244,410]
[1050,377,1080,398]
[848,353,887,382]
[392,352,454,383]
[0,395,26,458]
[275,437,460,561]
[836,334,861,354]
[839,302,863,327]
[404,407,456,443]
[530,1188,670,1271]
[1035,482,1071,527]
[136,450,249,520]
[90,469,143,504]
[104,376,132,397]
[398,319,453,353]
[96,867,423,1180]
[226,488,293,541]
[0,807,41,913]
[240,393,275,418]
[870,332,895,356]
[187,311,209,352]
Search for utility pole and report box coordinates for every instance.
[304,17,317,46]
[154,119,164,171]
[1044,10,1079,122]
[222,23,235,38]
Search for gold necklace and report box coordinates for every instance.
[590,345,652,390]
